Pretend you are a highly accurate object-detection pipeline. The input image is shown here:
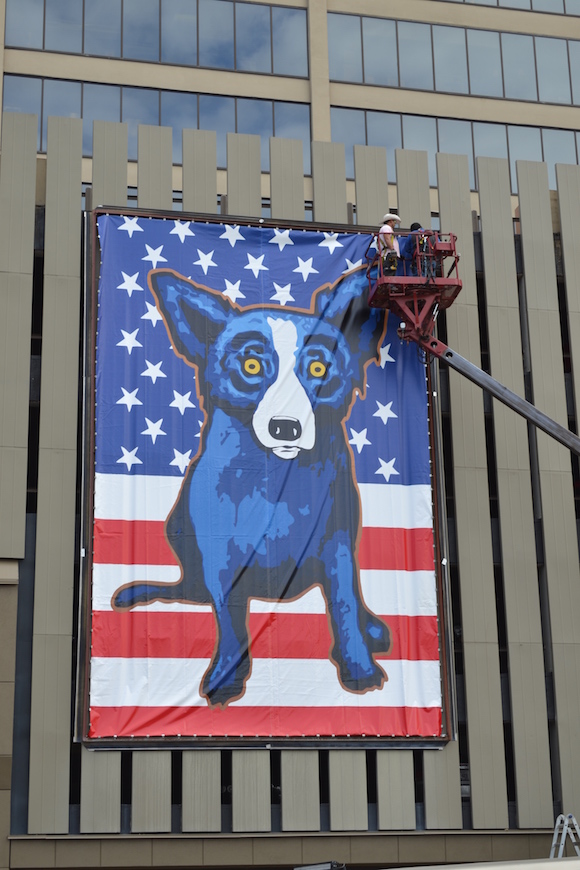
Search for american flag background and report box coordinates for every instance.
[88,214,443,740]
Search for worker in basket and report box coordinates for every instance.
[378,212,401,275]
[397,222,427,276]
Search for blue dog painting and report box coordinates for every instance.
[112,267,391,707]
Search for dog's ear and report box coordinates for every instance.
[313,269,384,364]
[150,270,231,365]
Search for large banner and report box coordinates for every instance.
[87,214,444,740]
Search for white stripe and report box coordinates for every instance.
[92,564,436,616]
[93,474,432,528]
[89,657,441,709]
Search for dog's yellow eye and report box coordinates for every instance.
[244,357,262,376]
[309,361,327,379]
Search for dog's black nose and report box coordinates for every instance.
[269,417,302,441]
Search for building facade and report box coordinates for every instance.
[1,0,580,867]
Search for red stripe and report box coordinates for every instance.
[93,520,434,571]
[91,611,439,661]
[89,704,442,739]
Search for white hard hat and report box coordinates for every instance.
[382,213,401,223]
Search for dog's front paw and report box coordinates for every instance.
[364,613,391,654]
[338,659,387,694]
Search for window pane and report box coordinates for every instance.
[272,8,307,77]
[42,79,81,151]
[274,102,311,174]
[199,0,234,69]
[161,91,197,164]
[533,0,564,10]
[499,0,530,8]
[84,0,121,56]
[123,0,160,62]
[471,0,497,6]
[161,0,196,65]
[473,122,508,162]
[569,41,580,103]
[328,13,362,83]
[5,0,43,48]
[508,125,542,191]
[362,18,397,86]
[367,111,402,181]
[467,30,503,97]
[330,107,365,178]
[45,0,82,53]
[433,25,468,94]
[566,0,580,12]
[83,83,121,156]
[535,37,571,103]
[402,114,437,185]
[543,128,577,188]
[398,22,434,91]
[3,76,42,149]
[235,3,271,73]
[501,34,537,100]
[438,118,475,188]
[236,98,273,171]
[122,87,159,159]
[199,94,235,166]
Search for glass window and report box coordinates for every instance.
[533,0,564,10]
[508,125,542,191]
[473,122,508,164]
[236,98,273,170]
[274,101,311,174]
[467,30,503,97]
[362,18,398,86]
[438,118,475,188]
[5,0,43,48]
[236,3,271,73]
[45,0,82,53]
[398,22,434,91]
[42,79,81,151]
[328,13,363,83]
[433,26,468,94]
[272,8,307,77]
[82,83,121,156]
[535,37,571,103]
[84,0,121,56]
[471,0,497,5]
[161,90,197,164]
[402,114,438,185]
[543,128,577,188]
[122,87,160,159]
[367,111,402,181]
[199,0,234,69]
[199,94,235,166]
[123,0,160,62]
[502,34,537,100]
[566,0,580,12]
[3,76,42,149]
[569,41,580,103]
[330,107,366,178]
[161,0,196,65]
[499,0,530,8]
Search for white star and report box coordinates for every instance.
[342,258,363,274]
[269,228,294,251]
[118,216,143,238]
[374,400,398,425]
[170,448,192,475]
[170,220,194,243]
[116,328,142,354]
[141,417,166,444]
[117,272,144,297]
[223,279,245,303]
[380,343,395,368]
[220,225,245,247]
[349,428,371,454]
[142,301,163,327]
[293,257,319,282]
[116,387,143,412]
[195,419,203,438]
[376,457,399,482]
[141,360,167,384]
[193,249,217,275]
[270,283,295,306]
[142,244,168,269]
[245,253,268,279]
[117,446,143,470]
[170,390,196,415]
[319,232,343,254]
[369,236,379,251]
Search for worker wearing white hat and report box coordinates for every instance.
[379,212,401,256]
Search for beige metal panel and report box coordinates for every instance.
[557,163,580,434]
[232,749,271,833]
[328,750,368,831]
[552,643,580,813]
[79,748,121,834]
[0,561,18,583]
[0,274,33,449]
[226,133,262,218]
[280,749,320,832]
[353,145,388,227]
[0,113,37,274]
[311,142,347,224]
[91,121,128,209]
[477,156,552,828]
[395,150,430,229]
[28,633,72,833]
[0,585,17,682]
[137,125,173,212]
[182,750,221,833]
[131,751,172,833]
[0,447,27,558]
[182,129,217,214]
[376,750,415,830]
[270,138,304,222]
[43,117,82,278]
[437,152,508,829]
[423,742,463,830]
